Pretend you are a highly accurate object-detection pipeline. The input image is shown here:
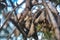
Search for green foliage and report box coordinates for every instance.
[36,24,42,31]
[36,23,56,40]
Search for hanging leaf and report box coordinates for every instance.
[27,22,35,37]
[25,20,30,29]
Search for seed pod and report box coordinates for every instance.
[27,22,35,37]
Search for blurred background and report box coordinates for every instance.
[0,0,60,40]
